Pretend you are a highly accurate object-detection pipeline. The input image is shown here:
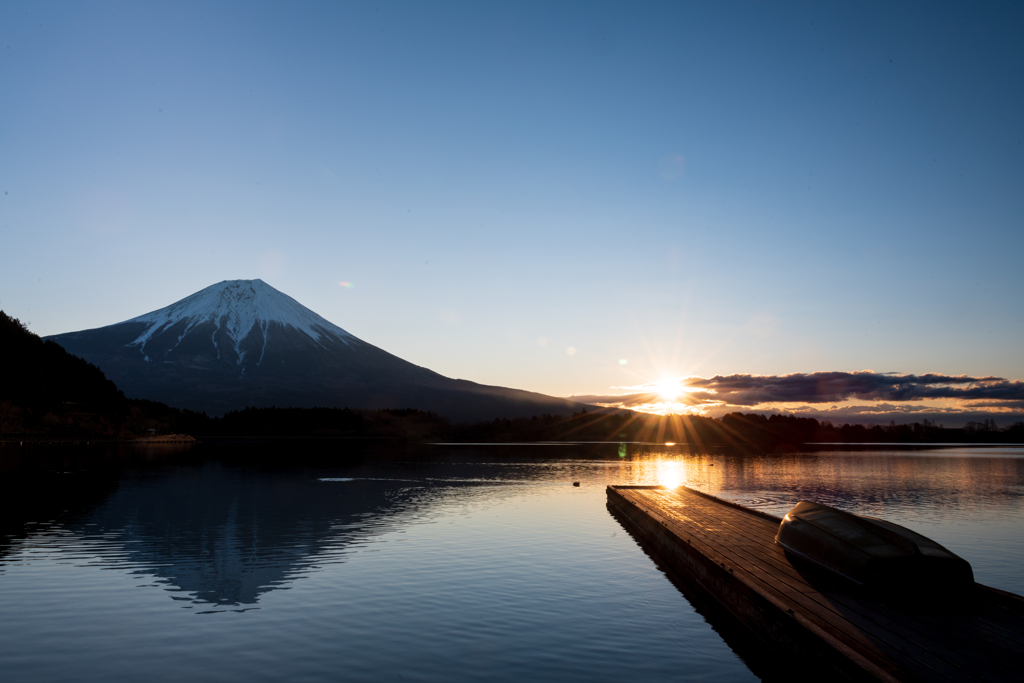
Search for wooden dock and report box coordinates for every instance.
[607,485,1024,682]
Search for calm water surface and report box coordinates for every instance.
[1,443,1022,682]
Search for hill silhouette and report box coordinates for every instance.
[0,311,202,438]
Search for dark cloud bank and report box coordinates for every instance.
[572,372,1024,426]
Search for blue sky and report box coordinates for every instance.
[2,2,1022,422]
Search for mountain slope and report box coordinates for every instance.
[45,280,590,421]
[1,310,124,411]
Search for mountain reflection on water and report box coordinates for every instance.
[81,466,431,607]
[0,443,1022,683]
[1,445,526,609]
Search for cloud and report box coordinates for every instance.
[572,371,1024,407]
[571,392,639,405]
[567,371,1024,426]
[966,400,1024,410]
[677,371,1023,405]
[569,392,695,407]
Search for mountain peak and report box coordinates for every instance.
[125,279,353,362]
[46,279,595,420]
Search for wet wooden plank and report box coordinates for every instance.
[608,485,1024,683]
[640,487,1024,674]
[629,486,1024,680]
[608,487,905,682]
[628,492,1003,683]
[639,488,1024,681]
[621,490,968,682]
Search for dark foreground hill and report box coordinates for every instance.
[0,310,191,437]
[44,279,592,421]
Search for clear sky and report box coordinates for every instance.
[2,1,1022,424]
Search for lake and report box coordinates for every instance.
[1,442,1022,682]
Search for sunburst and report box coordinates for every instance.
[653,377,685,401]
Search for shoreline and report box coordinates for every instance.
[0,434,197,445]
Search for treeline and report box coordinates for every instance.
[4,310,1023,445]
[202,406,451,441]
[719,413,1024,446]
[196,407,1022,446]
[0,310,191,439]
[448,410,1024,446]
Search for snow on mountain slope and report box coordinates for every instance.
[125,279,353,362]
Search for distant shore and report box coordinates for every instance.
[0,434,196,446]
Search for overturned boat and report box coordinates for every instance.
[775,500,975,592]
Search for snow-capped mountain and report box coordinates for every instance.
[46,279,589,420]
[124,279,353,368]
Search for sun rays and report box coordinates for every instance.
[653,377,685,401]
[615,376,714,416]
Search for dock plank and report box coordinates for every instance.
[640,487,1024,673]
[639,488,1024,681]
[627,491,968,682]
[608,485,1024,683]
[610,489,904,682]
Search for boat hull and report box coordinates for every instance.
[775,501,974,592]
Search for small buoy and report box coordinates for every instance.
[572,481,580,487]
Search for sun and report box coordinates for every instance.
[596,376,706,417]
[653,378,684,401]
